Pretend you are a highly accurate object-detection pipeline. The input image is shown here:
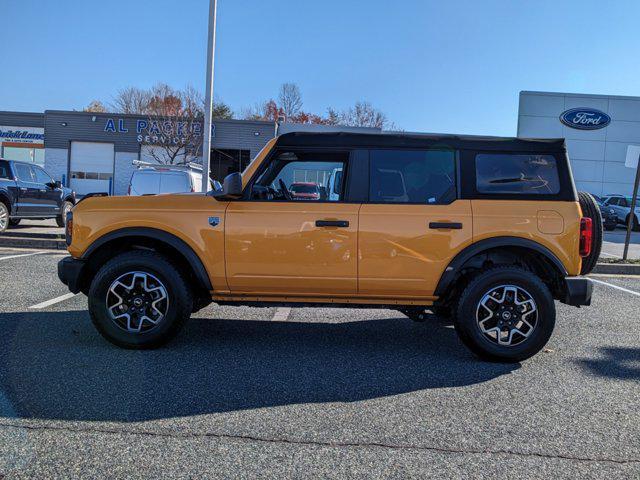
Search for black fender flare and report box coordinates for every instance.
[0,190,12,212]
[81,227,213,291]
[434,236,568,297]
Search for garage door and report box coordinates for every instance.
[70,141,114,195]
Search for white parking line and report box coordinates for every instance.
[599,252,620,258]
[29,293,77,309]
[0,251,47,261]
[591,278,640,297]
[271,307,291,321]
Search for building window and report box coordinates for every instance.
[210,149,251,181]
[1,145,45,166]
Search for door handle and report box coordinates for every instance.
[316,220,349,228]
[429,222,463,230]
[20,187,27,192]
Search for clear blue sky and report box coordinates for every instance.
[2,0,639,135]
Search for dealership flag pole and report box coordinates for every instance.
[201,0,217,192]
[623,153,640,260]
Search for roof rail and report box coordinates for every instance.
[132,160,203,171]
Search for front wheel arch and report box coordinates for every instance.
[80,228,213,309]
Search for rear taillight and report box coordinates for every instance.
[65,211,73,246]
[579,217,592,257]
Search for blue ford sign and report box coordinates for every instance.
[560,108,611,130]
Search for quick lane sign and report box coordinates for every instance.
[0,126,44,144]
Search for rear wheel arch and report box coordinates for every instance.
[80,228,213,305]
[434,237,568,302]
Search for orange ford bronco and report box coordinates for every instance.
[58,132,600,361]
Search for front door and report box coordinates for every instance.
[32,165,62,215]
[358,148,472,298]
[224,149,359,296]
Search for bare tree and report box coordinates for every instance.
[278,83,303,120]
[110,87,150,114]
[140,84,205,165]
[84,100,107,113]
[339,101,388,129]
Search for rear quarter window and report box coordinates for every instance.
[476,153,560,195]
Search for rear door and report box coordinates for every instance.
[12,163,42,216]
[358,149,472,298]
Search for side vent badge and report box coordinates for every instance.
[208,216,220,227]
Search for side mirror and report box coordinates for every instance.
[211,172,242,199]
[54,180,62,189]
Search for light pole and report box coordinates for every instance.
[201,0,217,192]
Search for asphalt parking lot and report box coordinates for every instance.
[0,248,638,478]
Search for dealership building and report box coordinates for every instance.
[518,91,640,197]
[3,91,640,197]
[0,110,379,196]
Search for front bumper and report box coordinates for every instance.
[57,256,86,294]
[563,277,593,307]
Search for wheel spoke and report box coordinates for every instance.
[475,284,538,348]
[106,271,169,334]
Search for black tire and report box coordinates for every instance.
[454,266,555,362]
[625,214,640,232]
[88,250,193,349]
[0,202,8,233]
[578,191,603,275]
[8,219,20,227]
[56,201,73,227]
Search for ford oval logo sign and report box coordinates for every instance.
[560,108,611,130]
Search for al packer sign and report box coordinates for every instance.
[0,126,44,145]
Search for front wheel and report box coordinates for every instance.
[0,203,8,233]
[454,267,555,362]
[88,250,193,349]
[56,201,73,227]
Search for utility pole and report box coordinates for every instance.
[201,0,217,192]
[623,152,640,260]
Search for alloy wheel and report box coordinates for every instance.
[0,204,7,231]
[106,271,169,333]
[475,284,538,347]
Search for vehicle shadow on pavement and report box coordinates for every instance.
[0,310,519,422]
[578,346,640,381]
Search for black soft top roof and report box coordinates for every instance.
[276,132,566,153]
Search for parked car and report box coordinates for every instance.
[0,158,75,233]
[289,182,320,200]
[128,163,208,196]
[602,194,640,231]
[601,206,618,231]
[59,132,599,362]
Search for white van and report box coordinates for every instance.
[128,164,208,196]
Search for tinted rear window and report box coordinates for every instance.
[0,161,11,179]
[476,154,560,195]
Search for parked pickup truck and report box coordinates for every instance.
[0,158,75,232]
[58,132,601,362]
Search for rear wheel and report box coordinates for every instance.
[454,266,555,362]
[625,214,640,232]
[56,201,73,227]
[88,250,193,349]
[578,191,603,275]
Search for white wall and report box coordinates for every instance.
[518,91,640,196]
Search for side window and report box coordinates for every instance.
[13,163,35,182]
[619,198,628,208]
[369,149,456,204]
[476,153,560,195]
[0,161,11,179]
[34,166,53,184]
[251,151,349,202]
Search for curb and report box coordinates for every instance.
[592,262,640,275]
[0,236,66,250]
